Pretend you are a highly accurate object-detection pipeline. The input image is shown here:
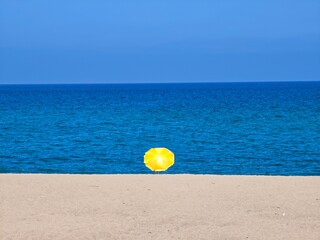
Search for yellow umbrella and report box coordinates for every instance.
[144,148,174,172]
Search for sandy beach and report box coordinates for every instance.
[1,174,319,240]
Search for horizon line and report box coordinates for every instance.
[0,80,319,86]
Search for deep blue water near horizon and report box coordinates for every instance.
[0,82,319,175]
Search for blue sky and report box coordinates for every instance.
[0,0,319,84]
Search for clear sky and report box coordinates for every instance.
[0,0,319,84]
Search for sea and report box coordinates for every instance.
[0,82,319,175]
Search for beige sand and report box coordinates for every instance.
[0,174,319,240]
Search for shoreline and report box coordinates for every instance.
[1,173,319,176]
[1,174,319,239]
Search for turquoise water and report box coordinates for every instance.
[0,82,319,175]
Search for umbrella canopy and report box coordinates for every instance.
[144,148,174,172]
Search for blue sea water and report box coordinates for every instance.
[0,82,319,175]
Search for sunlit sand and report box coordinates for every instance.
[1,174,319,239]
